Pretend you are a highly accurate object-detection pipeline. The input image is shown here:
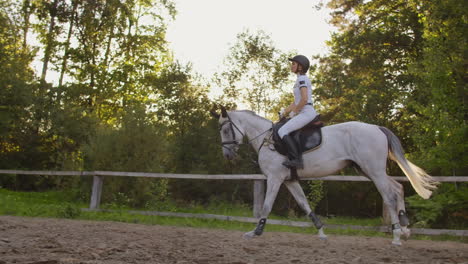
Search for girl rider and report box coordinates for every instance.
[278,55,318,169]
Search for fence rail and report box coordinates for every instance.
[1,169,467,182]
[1,169,467,236]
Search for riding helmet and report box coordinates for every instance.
[288,55,310,73]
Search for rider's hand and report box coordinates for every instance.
[278,108,286,119]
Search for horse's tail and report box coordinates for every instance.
[379,126,439,199]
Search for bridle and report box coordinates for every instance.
[219,113,272,153]
[219,114,244,149]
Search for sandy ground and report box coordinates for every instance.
[0,216,467,264]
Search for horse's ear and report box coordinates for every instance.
[210,108,220,119]
[210,105,220,119]
[210,110,220,119]
[221,105,227,118]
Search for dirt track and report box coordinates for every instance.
[0,216,467,264]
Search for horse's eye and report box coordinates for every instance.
[223,130,229,135]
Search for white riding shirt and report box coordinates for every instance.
[278,74,318,138]
[293,74,313,107]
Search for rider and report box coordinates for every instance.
[278,55,318,169]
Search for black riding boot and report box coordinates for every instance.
[282,135,303,169]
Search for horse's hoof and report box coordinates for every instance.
[318,228,327,240]
[401,227,411,241]
[402,234,410,241]
[319,235,328,240]
[392,240,402,246]
[243,231,257,240]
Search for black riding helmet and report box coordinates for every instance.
[288,55,310,73]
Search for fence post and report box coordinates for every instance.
[89,175,103,209]
[253,180,265,218]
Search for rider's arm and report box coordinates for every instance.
[283,102,295,116]
[293,87,308,113]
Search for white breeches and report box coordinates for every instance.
[278,105,317,139]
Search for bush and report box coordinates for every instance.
[58,204,81,219]
[406,183,468,228]
[81,104,170,208]
[307,180,324,210]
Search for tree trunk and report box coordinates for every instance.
[21,0,32,50]
[41,0,59,83]
[58,0,78,91]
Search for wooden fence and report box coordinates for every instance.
[0,169,467,237]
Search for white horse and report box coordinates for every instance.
[211,107,438,245]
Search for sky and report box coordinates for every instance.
[165,0,335,79]
[34,0,335,99]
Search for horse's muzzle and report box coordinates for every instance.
[223,149,237,160]
[224,152,236,160]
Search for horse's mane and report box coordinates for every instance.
[232,110,272,123]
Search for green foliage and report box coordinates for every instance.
[404,0,467,175]
[152,63,222,174]
[312,0,466,224]
[307,180,324,210]
[0,0,466,228]
[58,203,82,219]
[81,103,170,207]
[310,2,426,218]
[0,0,36,170]
[214,29,294,116]
[0,0,179,187]
[406,183,468,229]
[0,188,87,217]
[83,105,167,172]
[315,0,423,129]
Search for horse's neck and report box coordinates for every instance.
[232,111,272,152]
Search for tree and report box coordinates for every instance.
[404,0,467,175]
[152,63,220,174]
[0,0,36,168]
[214,30,294,117]
[81,102,170,207]
[312,0,466,221]
[313,0,423,130]
[0,0,178,190]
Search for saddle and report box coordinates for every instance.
[272,115,324,157]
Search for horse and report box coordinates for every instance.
[211,106,438,245]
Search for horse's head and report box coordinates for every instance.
[210,106,245,160]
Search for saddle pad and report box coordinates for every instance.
[294,126,322,153]
[272,118,323,156]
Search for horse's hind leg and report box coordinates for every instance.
[284,180,327,239]
[389,178,411,239]
[370,172,405,245]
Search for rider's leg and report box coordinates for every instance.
[281,134,303,169]
[278,111,316,169]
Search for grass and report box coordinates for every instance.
[0,188,466,243]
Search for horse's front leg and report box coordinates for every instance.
[243,177,282,239]
[284,180,327,240]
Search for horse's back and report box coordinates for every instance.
[322,121,382,139]
[327,121,388,159]
[298,121,387,177]
[320,121,387,156]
